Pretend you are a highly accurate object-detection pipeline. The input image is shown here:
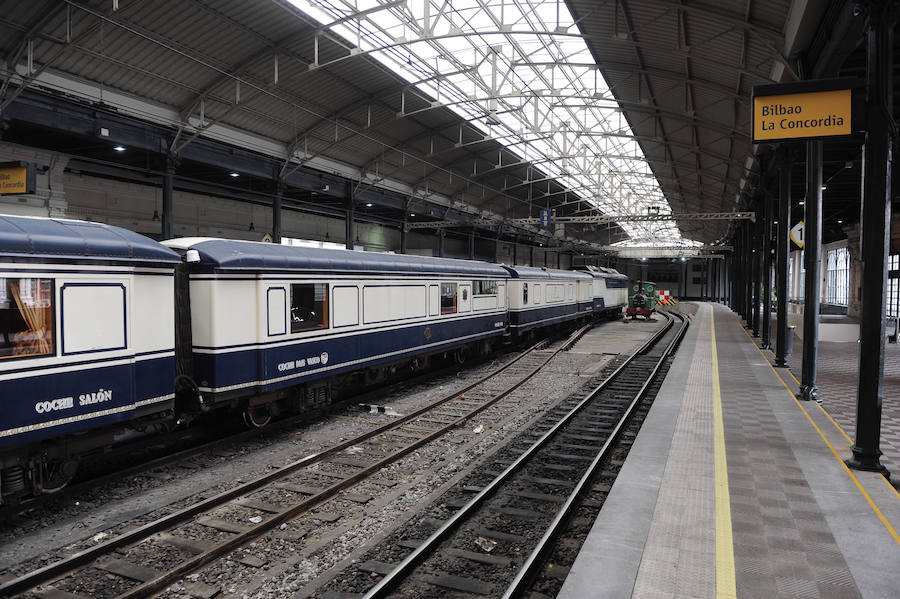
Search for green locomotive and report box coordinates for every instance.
[626,280,656,319]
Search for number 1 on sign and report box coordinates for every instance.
[790,221,805,248]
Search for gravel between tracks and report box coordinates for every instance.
[156,348,599,599]
[0,348,530,575]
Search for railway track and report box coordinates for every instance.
[2,323,596,599]
[4,341,525,522]
[315,310,687,599]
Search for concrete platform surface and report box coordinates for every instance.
[559,303,900,599]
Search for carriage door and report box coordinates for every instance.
[458,283,472,312]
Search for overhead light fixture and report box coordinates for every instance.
[409,213,415,217]
[799,201,805,206]
[838,219,844,224]
[681,257,687,262]
[821,185,827,191]
[365,203,373,207]
[113,145,126,152]
[229,172,240,178]
[641,257,647,261]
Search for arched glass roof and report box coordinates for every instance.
[291,0,693,246]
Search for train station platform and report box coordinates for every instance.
[559,302,900,599]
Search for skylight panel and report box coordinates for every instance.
[289,0,690,245]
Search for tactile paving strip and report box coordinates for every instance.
[717,311,862,599]
[633,304,716,598]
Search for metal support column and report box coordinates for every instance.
[162,153,178,240]
[438,230,445,258]
[848,8,894,475]
[400,199,408,254]
[529,245,535,267]
[345,195,355,250]
[744,220,753,324]
[512,238,518,265]
[273,179,284,244]
[762,186,774,349]
[752,207,762,336]
[799,140,823,402]
[468,230,475,260]
[775,154,791,367]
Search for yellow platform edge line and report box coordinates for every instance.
[736,319,900,546]
[760,333,900,502]
[710,308,737,599]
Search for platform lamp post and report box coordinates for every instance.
[848,6,895,476]
[775,150,791,367]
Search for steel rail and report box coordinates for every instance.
[360,313,678,598]
[502,312,689,598]
[113,323,593,599]
[0,333,561,598]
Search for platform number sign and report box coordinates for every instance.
[539,208,552,227]
[790,221,805,248]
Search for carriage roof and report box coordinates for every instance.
[0,215,180,264]
[164,238,510,277]
[501,265,592,281]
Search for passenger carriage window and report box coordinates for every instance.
[473,280,498,295]
[291,283,329,332]
[0,278,55,360]
[523,283,528,304]
[440,282,457,314]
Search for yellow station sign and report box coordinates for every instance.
[0,166,29,195]
[753,88,852,142]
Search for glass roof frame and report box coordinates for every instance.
[290,0,700,246]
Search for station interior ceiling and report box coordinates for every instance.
[0,1,898,260]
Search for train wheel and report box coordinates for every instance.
[39,458,80,494]
[242,404,272,428]
[454,347,468,365]
[365,367,385,385]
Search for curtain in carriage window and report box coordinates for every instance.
[0,278,54,359]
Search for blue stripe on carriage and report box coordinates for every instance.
[508,303,589,331]
[192,313,508,395]
[0,356,174,448]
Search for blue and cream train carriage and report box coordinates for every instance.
[502,266,594,336]
[0,215,631,503]
[162,238,511,424]
[0,216,180,495]
[574,265,630,317]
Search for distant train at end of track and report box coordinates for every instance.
[0,215,629,503]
